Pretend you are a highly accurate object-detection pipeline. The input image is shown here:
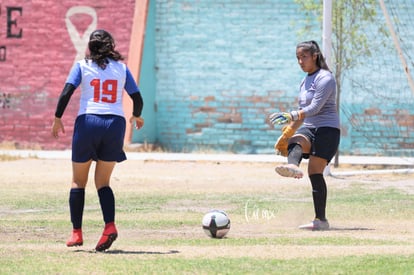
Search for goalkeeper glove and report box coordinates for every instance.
[269,111,303,125]
[274,125,295,156]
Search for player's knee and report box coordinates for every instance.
[289,137,311,153]
[71,180,87,189]
[307,157,328,175]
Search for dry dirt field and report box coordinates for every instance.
[1,156,414,260]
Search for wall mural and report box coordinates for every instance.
[0,1,135,149]
[65,6,97,66]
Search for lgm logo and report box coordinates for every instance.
[244,199,277,223]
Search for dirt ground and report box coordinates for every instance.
[1,157,414,259]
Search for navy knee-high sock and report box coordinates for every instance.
[69,188,85,229]
[98,186,115,224]
[309,174,327,221]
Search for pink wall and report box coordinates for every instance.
[0,1,135,149]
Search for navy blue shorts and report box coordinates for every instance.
[72,114,127,163]
[295,127,340,163]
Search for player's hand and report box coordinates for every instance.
[130,116,144,130]
[269,112,292,125]
[52,117,65,138]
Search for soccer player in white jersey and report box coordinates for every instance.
[52,29,144,251]
[269,40,340,231]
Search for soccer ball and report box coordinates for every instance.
[202,210,231,238]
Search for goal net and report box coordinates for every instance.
[339,0,414,157]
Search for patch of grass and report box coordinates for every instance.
[130,236,402,246]
[0,160,413,274]
[0,250,413,274]
[329,184,414,219]
[0,192,67,210]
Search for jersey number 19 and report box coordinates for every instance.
[90,79,118,103]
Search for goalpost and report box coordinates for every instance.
[322,0,332,69]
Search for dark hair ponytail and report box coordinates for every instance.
[296,40,330,72]
[86,29,124,69]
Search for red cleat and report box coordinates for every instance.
[95,222,118,252]
[66,229,83,247]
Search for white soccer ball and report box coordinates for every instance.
[202,210,231,238]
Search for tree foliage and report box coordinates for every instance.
[295,0,387,80]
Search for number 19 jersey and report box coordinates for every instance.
[66,59,127,117]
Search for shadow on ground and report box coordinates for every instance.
[74,249,180,255]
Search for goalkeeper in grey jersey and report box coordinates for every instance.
[269,40,340,231]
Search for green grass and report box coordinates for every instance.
[0,251,413,274]
[0,167,413,274]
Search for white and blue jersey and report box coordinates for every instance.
[66,59,140,117]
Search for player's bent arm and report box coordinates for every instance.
[281,120,302,139]
[129,92,144,117]
[290,118,303,131]
[54,83,76,118]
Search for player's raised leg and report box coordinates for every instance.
[275,135,310,179]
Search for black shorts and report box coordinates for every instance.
[295,127,340,163]
[72,114,127,163]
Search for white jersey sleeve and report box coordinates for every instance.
[77,59,127,117]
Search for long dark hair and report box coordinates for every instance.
[86,29,124,69]
[296,40,330,72]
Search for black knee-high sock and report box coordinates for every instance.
[69,188,85,229]
[287,143,303,166]
[309,174,327,221]
[98,186,115,224]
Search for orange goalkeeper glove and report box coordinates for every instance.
[274,125,295,156]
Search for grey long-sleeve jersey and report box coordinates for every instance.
[298,69,340,129]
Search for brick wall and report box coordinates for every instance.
[1,0,413,156]
[152,0,414,156]
[154,0,302,154]
[0,0,135,149]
